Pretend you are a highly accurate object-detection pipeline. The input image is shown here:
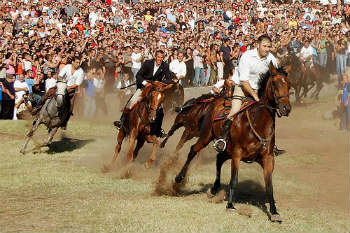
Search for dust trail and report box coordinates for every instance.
[153,153,187,196]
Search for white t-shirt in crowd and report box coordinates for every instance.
[14,80,29,103]
[300,46,314,62]
[169,59,187,78]
[131,52,142,69]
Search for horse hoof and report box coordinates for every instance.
[226,205,237,213]
[206,188,218,198]
[270,214,282,223]
[101,164,111,173]
[160,142,165,148]
[144,160,153,169]
[20,149,25,155]
[175,175,184,184]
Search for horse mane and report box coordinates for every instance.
[257,67,288,98]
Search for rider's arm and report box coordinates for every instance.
[136,60,150,87]
[238,54,259,101]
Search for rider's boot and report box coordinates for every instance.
[273,146,286,156]
[213,118,233,152]
[114,109,130,130]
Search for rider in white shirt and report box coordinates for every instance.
[299,39,314,71]
[214,35,279,152]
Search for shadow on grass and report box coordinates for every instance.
[46,137,95,154]
[179,180,269,215]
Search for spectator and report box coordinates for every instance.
[0,74,15,119]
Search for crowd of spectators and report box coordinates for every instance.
[0,0,350,122]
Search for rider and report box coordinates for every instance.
[213,34,282,153]
[114,50,175,138]
[299,39,314,73]
[32,56,83,129]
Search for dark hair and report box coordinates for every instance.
[257,34,272,43]
[155,50,165,56]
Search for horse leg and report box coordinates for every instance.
[226,156,240,211]
[175,133,211,183]
[160,121,183,148]
[102,128,125,172]
[144,135,159,168]
[132,137,145,161]
[209,152,229,197]
[20,117,41,154]
[42,127,58,147]
[126,130,138,163]
[261,155,281,222]
[174,129,191,154]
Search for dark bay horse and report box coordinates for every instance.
[20,76,70,154]
[163,83,185,114]
[160,80,235,155]
[103,81,174,171]
[175,63,292,222]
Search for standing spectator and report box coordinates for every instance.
[335,38,348,87]
[131,45,143,81]
[0,74,16,120]
[340,74,350,130]
[83,69,96,119]
[94,68,107,116]
[169,50,187,85]
[183,48,194,87]
[13,72,29,120]
[193,44,205,87]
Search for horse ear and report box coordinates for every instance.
[269,61,278,74]
[283,65,292,74]
[163,83,174,91]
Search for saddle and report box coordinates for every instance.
[175,94,215,112]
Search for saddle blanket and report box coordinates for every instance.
[213,100,255,121]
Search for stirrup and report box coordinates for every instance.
[213,139,227,152]
[158,129,167,138]
[113,120,122,130]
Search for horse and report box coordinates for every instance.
[103,81,174,171]
[160,80,235,156]
[163,83,185,114]
[175,63,292,222]
[20,76,70,154]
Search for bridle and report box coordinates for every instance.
[268,76,290,118]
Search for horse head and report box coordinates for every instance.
[222,79,235,98]
[56,75,68,108]
[261,62,292,117]
[147,81,174,122]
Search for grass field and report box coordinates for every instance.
[0,88,349,232]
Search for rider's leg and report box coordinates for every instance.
[154,107,166,138]
[213,86,244,152]
[114,89,142,129]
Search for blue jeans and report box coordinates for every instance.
[84,96,96,119]
[318,53,327,68]
[341,103,350,131]
[336,54,347,75]
[194,67,205,87]
[201,66,211,86]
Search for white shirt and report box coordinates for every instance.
[210,69,239,94]
[58,64,84,87]
[300,46,314,62]
[193,49,203,68]
[14,80,29,103]
[169,59,187,78]
[93,77,105,89]
[238,48,278,90]
[131,52,142,69]
[23,60,32,71]
[45,78,57,92]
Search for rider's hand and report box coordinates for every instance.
[145,82,152,87]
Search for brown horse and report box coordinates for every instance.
[103,81,174,171]
[160,79,235,155]
[175,63,292,222]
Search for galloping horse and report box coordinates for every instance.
[160,80,235,155]
[103,81,174,171]
[175,63,292,222]
[20,76,70,154]
[163,83,185,114]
